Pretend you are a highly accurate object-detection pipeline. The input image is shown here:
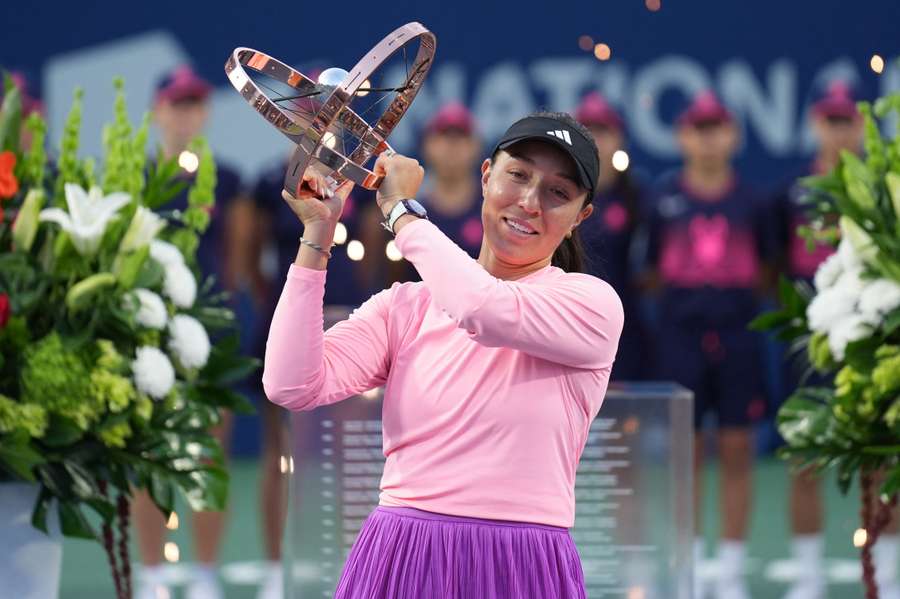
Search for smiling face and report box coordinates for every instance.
[478,140,593,275]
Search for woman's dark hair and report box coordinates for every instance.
[490,110,599,273]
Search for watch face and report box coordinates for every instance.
[404,199,427,217]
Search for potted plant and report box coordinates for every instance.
[752,89,900,598]
[0,75,256,599]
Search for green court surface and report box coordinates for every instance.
[59,457,872,598]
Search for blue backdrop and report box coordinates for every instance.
[4,0,900,185]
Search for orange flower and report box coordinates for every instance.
[0,151,19,199]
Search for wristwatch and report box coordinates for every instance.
[382,199,429,234]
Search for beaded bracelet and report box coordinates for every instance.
[299,237,332,258]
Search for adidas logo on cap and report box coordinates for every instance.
[546,129,573,145]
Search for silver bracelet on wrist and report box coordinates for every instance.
[299,237,332,258]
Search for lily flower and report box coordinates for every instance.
[39,183,130,256]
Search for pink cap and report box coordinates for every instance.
[678,90,733,126]
[575,92,623,130]
[425,102,476,135]
[154,66,212,104]
[812,81,859,119]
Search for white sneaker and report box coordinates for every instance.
[715,577,751,599]
[134,581,172,599]
[186,575,224,599]
[256,563,284,599]
[783,579,825,599]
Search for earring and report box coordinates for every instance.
[566,231,573,239]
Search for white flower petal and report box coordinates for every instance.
[827,314,873,362]
[807,285,858,334]
[150,240,186,267]
[837,239,862,272]
[168,314,211,369]
[813,253,844,292]
[48,184,132,256]
[163,262,197,308]
[859,279,900,325]
[121,207,166,253]
[132,346,175,399]
[124,288,168,330]
[64,183,89,225]
[38,208,74,230]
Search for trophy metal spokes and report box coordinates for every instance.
[225,22,436,194]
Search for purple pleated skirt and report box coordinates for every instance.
[333,506,587,599]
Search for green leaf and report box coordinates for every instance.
[31,487,53,533]
[57,501,97,539]
[42,414,84,447]
[115,246,150,289]
[843,337,880,372]
[132,256,164,289]
[149,469,175,516]
[0,436,45,481]
[199,337,260,388]
[749,310,793,332]
[836,455,861,495]
[192,307,236,332]
[177,466,228,512]
[882,464,900,497]
[778,278,800,314]
[36,463,72,499]
[62,460,100,500]
[884,310,900,337]
[777,396,831,446]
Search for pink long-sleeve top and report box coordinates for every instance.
[263,219,624,527]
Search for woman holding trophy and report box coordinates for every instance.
[262,110,624,598]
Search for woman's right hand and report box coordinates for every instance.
[281,169,354,232]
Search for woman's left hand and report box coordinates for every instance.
[373,151,425,217]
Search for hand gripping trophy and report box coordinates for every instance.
[225,22,436,196]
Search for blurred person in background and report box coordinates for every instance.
[774,81,900,599]
[249,146,373,599]
[415,102,484,258]
[641,91,777,599]
[575,92,650,381]
[132,65,250,599]
[355,102,484,292]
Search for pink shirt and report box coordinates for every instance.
[263,219,624,527]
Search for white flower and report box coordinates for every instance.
[168,314,211,369]
[132,346,175,399]
[837,238,863,272]
[120,207,166,253]
[834,269,866,298]
[827,314,873,362]
[124,288,167,330]
[839,216,878,267]
[163,262,197,308]
[807,285,859,334]
[860,279,900,325]
[813,252,844,292]
[150,239,185,267]
[38,184,131,256]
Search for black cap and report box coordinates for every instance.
[492,115,600,198]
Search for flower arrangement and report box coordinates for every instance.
[0,75,257,598]
[752,89,900,598]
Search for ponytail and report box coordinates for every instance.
[551,228,587,273]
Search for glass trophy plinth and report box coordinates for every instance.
[284,310,694,598]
